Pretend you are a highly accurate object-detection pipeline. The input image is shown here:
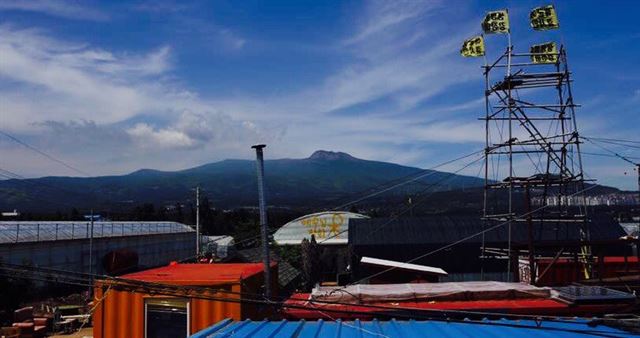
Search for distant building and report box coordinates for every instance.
[273,211,369,245]
[0,221,196,276]
[273,211,369,284]
[533,193,639,206]
[201,235,235,260]
[1,209,19,217]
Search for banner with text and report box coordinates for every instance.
[530,5,560,31]
[482,10,510,34]
[530,42,558,64]
[461,35,485,57]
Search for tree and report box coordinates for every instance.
[301,235,321,292]
[70,208,82,220]
[200,197,217,235]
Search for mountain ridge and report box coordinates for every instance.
[0,150,618,212]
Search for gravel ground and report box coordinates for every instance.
[49,327,93,338]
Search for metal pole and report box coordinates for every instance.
[196,186,200,257]
[636,164,640,264]
[525,185,535,284]
[482,48,491,281]
[507,43,514,282]
[89,209,94,292]
[252,144,271,300]
[637,164,640,238]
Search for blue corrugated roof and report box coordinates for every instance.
[191,318,636,338]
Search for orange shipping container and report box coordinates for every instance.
[93,263,277,338]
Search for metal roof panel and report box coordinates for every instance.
[120,263,267,284]
[0,221,193,244]
[191,318,637,338]
[274,211,369,245]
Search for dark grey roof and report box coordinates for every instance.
[236,247,300,288]
[349,214,627,246]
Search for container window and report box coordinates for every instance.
[145,298,189,338]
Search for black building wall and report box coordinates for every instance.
[348,214,630,282]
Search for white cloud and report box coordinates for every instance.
[345,1,441,45]
[218,29,246,50]
[293,1,478,116]
[132,1,192,13]
[127,123,195,149]
[0,26,161,125]
[0,0,108,21]
[0,2,499,179]
[0,24,279,174]
[125,111,280,151]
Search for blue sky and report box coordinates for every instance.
[0,0,638,190]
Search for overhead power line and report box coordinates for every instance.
[2,272,623,337]
[582,152,640,161]
[347,183,601,286]
[581,137,638,166]
[0,166,102,210]
[0,129,91,176]
[188,149,488,258]
[0,262,631,337]
[331,149,485,211]
[585,137,640,146]
[318,154,486,246]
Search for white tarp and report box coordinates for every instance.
[360,256,448,276]
[274,211,369,245]
[311,281,551,304]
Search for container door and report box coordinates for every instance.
[145,298,189,338]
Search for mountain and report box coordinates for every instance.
[0,150,497,212]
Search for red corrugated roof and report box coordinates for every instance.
[121,263,266,285]
[282,293,634,319]
[602,256,638,263]
[282,294,570,320]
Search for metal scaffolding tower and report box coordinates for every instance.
[481,45,592,282]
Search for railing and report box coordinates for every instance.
[0,222,194,244]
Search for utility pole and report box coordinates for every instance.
[89,209,94,294]
[252,144,271,300]
[196,186,200,257]
[636,164,639,238]
[525,185,535,284]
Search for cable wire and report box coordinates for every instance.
[0,129,91,176]
[347,183,601,286]
[0,262,633,333]
[581,137,638,166]
[329,149,485,211]
[309,153,486,247]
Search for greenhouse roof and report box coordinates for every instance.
[0,221,193,244]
